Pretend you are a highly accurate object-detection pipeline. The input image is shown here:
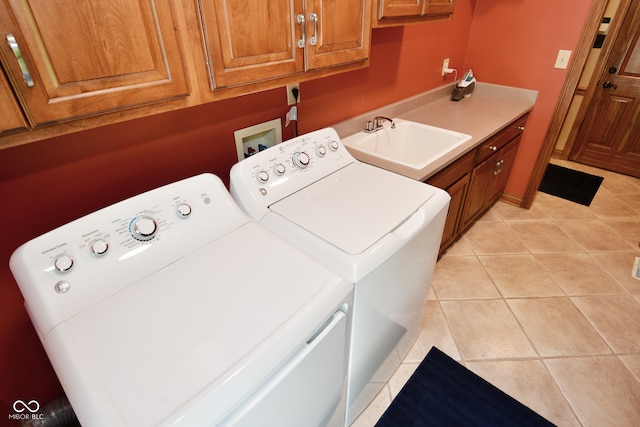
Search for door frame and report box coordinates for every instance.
[521,0,618,209]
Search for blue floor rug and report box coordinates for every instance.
[375,347,556,427]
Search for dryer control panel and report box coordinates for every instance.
[10,174,250,339]
[230,127,356,220]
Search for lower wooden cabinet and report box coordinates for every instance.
[459,137,521,231]
[426,114,527,253]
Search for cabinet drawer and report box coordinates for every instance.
[426,150,475,189]
[476,114,528,164]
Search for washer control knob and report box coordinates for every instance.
[273,163,286,176]
[329,140,339,151]
[53,254,74,272]
[89,239,109,257]
[316,145,327,157]
[292,151,310,169]
[256,170,270,183]
[176,203,192,218]
[130,215,158,241]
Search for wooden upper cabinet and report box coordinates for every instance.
[378,0,423,18]
[200,0,305,88]
[305,0,372,70]
[0,0,188,126]
[424,0,454,16]
[200,0,371,88]
[376,0,453,26]
[0,67,27,135]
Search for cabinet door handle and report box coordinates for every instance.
[309,12,318,46]
[493,159,505,175]
[296,14,306,48]
[5,33,34,88]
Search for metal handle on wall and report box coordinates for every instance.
[5,33,34,88]
[309,13,318,46]
[296,14,306,48]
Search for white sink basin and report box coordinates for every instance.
[342,119,472,170]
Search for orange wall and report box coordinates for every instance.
[464,0,591,196]
[0,0,591,410]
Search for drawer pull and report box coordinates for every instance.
[488,145,497,151]
[5,33,34,88]
[518,126,525,131]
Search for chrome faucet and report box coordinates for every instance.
[365,116,396,133]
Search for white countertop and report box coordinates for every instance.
[332,83,538,181]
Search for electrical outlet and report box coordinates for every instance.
[286,83,300,105]
[554,50,572,69]
[441,58,450,76]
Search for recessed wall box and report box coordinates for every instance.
[234,119,282,161]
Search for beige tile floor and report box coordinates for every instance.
[353,160,640,427]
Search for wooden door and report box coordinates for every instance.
[570,0,640,178]
[201,0,305,88]
[424,0,454,16]
[0,0,188,126]
[378,0,423,19]
[0,67,27,136]
[439,174,469,252]
[305,0,371,69]
[487,139,520,205]
[460,154,495,231]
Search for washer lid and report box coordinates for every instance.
[270,163,436,255]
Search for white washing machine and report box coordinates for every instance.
[10,173,354,427]
[229,128,450,424]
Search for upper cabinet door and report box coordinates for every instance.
[0,66,27,136]
[0,0,188,126]
[200,0,305,88]
[423,0,453,16]
[378,0,423,19]
[305,0,372,70]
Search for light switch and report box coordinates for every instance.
[554,50,572,69]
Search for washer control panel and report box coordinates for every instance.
[230,127,356,219]
[10,174,249,339]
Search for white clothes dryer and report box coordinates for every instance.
[10,173,353,427]
[230,128,450,424]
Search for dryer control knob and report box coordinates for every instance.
[256,170,270,183]
[316,145,327,157]
[53,254,74,272]
[273,163,286,176]
[292,151,310,169]
[89,239,109,257]
[176,203,192,218]
[329,140,339,151]
[130,215,158,241]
